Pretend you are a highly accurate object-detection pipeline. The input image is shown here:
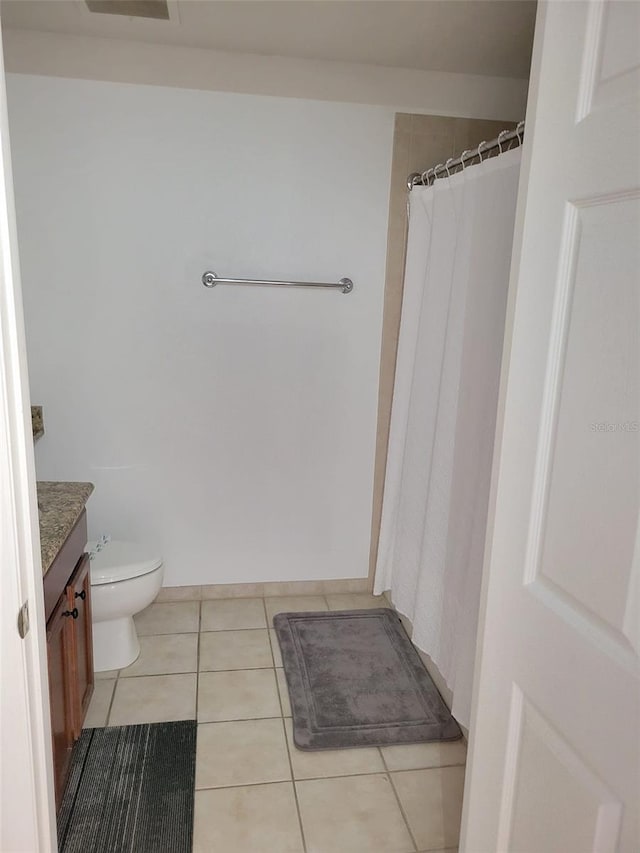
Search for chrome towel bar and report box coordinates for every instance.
[202,271,354,294]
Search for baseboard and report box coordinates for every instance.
[156,577,371,602]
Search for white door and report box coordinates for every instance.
[462,2,640,851]
[0,14,56,853]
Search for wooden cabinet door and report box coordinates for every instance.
[46,596,76,810]
[66,553,94,737]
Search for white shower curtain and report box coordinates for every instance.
[374,148,521,728]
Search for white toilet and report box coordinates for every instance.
[87,539,164,672]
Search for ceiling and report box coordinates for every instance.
[0,1,537,79]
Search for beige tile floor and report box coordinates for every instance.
[86,593,466,853]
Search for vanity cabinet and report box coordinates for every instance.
[67,554,93,737]
[44,510,94,809]
[46,594,77,806]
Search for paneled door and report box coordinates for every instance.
[0,11,56,852]
[462,2,640,851]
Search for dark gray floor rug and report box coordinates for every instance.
[58,720,196,853]
[274,608,461,750]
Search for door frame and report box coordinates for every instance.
[0,14,56,852]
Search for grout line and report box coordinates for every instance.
[266,594,308,853]
[103,673,119,727]
[286,768,398,785]
[111,669,198,680]
[198,663,277,674]
[198,664,275,673]
[195,773,294,793]
[265,602,278,669]
[281,721,308,852]
[191,624,268,633]
[270,606,285,717]
[385,760,468,773]
[264,598,272,631]
[200,625,269,634]
[384,761,419,853]
[102,655,123,726]
[198,713,284,724]
[195,600,202,721]
[137,630,200,636]
[194,767,402,793]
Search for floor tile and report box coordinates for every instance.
[201,583,265,600]
[198,669,281,722]
[296,774,414,853]
[84,679,115,728]
[193,783,303,853]
[199,629,272,671]
[325,593,390,611]
[381,739,467,772]
[265,596,328,623]
[276,668,292,717]
[270,628,284,667]
[120,633,198,677]
[94,668,119,680]
[108,673,196,725]
[200,598,266,631]
[284,718,384,779]
[196,718,290,788]
[134,601,200,635]
[156,584,201,602]
[391,766,466,851]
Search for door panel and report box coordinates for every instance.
[585,0,640,114]
[538,194,639,648]
[507,690,622,853]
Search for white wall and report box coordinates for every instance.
[8,73,393,586]
[3,29,529,121]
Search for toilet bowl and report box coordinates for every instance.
[88,539,164,672]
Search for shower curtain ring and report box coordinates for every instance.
[421,169,430,185]
[445,158,455,177]
[434,163,445,182]
[498,130,509,154]
[477,141,487,163]
[516,121,525,145]
[460,150,472,170]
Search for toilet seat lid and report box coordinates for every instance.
[87,540,163,585]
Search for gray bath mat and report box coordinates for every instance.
[58,720,196,852]
[273,608,461,750]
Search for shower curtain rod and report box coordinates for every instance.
[407,120,525,189]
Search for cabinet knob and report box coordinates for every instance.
[63,608,79,619]
[75,590,86,601]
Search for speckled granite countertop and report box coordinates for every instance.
[37,481,94,574]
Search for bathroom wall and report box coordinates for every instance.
[8,73,394,586]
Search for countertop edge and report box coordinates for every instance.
[37,481,94,575]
